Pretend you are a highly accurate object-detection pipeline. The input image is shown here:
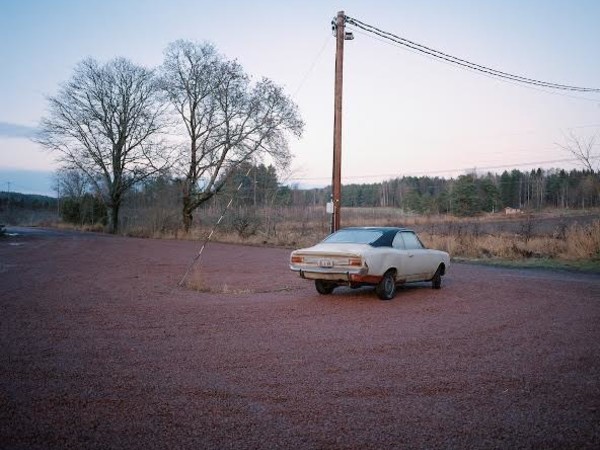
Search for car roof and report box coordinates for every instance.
[334,227,416,247]
[341,226,414,233]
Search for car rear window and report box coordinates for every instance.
[323,229,383,244]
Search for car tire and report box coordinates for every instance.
[315,280,335,295]
[432,265,443,289]
[376,270,396,300]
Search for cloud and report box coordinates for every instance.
[0,122,38,139]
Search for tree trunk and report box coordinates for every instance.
[182,194,194,233]
[108,202,120,234]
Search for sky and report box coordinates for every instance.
[1,0,599,195]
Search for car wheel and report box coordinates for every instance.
[432,265,443,289]
[315,280,335,295]
[376,270,396,300]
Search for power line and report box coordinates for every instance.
[344,15,600,94]
[348,27,600,103]
[292,35,332,98]
[288,156,597,183]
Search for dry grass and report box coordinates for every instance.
[422,220,600,261]
[183,268,207,291]
[50,205,600,265]
[186,210,600,264]
[53,222,106,232]
[183,267,299,294]
[564,220,600,259]
[183,268,253,294]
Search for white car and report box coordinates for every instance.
[290,227,450,300]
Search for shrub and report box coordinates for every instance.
[61,194,107,226]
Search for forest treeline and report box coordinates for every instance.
[215,165,600,216]
[0,191,58,226]
[1,165,598,228]
[0,192,56,211]
[115,163,600,225]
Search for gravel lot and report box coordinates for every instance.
[1,228,599,449]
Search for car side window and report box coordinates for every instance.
[392,232,405,250]
[401,232,423,250]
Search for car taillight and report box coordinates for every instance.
[348,257,362,267]
[291,255,304,264]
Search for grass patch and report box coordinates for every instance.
[167,211,600,272]
[43,207,600,270]
[454,257,600,274]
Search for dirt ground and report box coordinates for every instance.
[1,227,599,449]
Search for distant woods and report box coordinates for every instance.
[156,166,599,214]
[1,166,598,233]
[315,169,600,214]
[49,165,599,229]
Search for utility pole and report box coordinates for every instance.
[331,11,353,232]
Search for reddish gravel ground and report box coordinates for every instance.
[1,227,599,449]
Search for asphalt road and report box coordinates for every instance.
[1,228,599,449]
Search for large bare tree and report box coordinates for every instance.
[160,40,304,231]
[37,57,168,233]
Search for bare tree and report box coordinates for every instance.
[53,167,90,200]
[36,57,169,233]
[160,40,304,231]
[557,131,599,173]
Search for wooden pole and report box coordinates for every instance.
[332,10,345,232]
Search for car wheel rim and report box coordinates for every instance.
[385,277,393,295]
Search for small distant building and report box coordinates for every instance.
[504,207,522,215]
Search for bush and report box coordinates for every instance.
[61,195,107,226]
[232,210,261,238]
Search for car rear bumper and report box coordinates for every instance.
[290,266,381,284]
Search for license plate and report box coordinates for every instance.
[319,259,334,268]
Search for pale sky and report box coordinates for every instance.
[1,0,599,194]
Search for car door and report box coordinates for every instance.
[390,232,420,281]
[398,231,432,281]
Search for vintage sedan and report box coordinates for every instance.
[289,227,450,300]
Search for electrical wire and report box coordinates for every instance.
[287,156,599,183]
[292,35,332,99]
[344,15,600,94]
[347,27,600,103]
